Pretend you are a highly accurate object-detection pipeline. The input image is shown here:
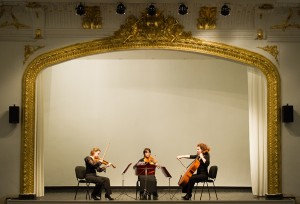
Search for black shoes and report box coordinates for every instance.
[140,194,156,200]
[140,194,147,200]
[91,194,100,200]
[105,194,114,200]
[182,194,192,200]
[92,193,114,201]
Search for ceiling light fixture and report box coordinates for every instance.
[75,2,86,16]
[178,3,188,15]
[220,4,230,16]
[147,4,156,16]
[116,2,126,15]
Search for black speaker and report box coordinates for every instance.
[282,105,293,123]
[9,105,19,124]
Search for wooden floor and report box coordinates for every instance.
[6,187,296,204]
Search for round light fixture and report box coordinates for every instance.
[221,4,230,16]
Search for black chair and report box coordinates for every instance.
[74,166,91,200]
[194,165,218,200]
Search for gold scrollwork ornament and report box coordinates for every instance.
[197,7,217,30]
[81,6,102,29]
[258,45,279,64]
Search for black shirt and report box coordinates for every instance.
[189,153,210,176]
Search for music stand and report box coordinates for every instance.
[135,164,156,199]
[115,163,136,200]
[159,166,172,199]
[170,174,183,200]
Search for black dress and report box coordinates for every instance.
[182,153,210,195]
[133,158,158,199]
[84,156,112,197]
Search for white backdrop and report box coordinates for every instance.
[41,50,250,187]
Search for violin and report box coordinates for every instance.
[144,156,157,165]
[95,158,116,168]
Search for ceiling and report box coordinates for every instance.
[1,0,300,6]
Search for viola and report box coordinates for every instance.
[144,156,157,165]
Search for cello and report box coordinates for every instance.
[178,155,200,186]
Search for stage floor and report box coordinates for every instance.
[6,187,296,204]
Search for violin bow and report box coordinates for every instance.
[177,158,187,169]
[101,142,110,160]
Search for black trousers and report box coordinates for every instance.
[138,175,158,196]
[182,174,208,195]
[86,173,112,196]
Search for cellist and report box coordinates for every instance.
[177,143,210,200]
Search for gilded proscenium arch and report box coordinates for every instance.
[21,12,281,196]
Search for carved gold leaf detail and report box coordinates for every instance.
[82,6,102,29]
[113,10,192,43]
[197,7,217,30]
[258,45,279,64]
[24,45,45,64]
[256,29,264,40]
[271,8,300,31]
[0,5,30,29]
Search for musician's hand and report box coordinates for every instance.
[99,158,104,163]
[177,155,183,159]
[106,163,112,168]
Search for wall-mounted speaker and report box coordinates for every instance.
[9,105,19,124]
[282,104,293,123]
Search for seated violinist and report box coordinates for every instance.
[84,147,114,200]
[177,143,210,200]
[133,148,160,200]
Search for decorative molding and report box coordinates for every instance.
[113,9,191,43]
[35,28,43,39]
[23,45,45,64]
[197,7,217,30]
[82,6,102,29]
[256,29,264,40]
[0,5,30,29]
[26,2,42,19]
[271,8,300,31]
[21,7,281,197]
[258,45,279,64]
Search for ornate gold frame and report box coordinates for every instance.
[21,12,281,196]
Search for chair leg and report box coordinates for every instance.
[206,182,211,200]
[200,182,205,200]
[74,182,80,200]
[193,182,198,200]
[86,182,91,200]
[212,182,218,200]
